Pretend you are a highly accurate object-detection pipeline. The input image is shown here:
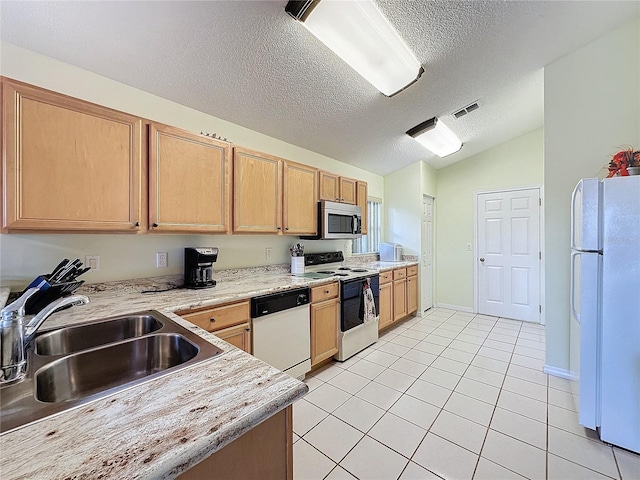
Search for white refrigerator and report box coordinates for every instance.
[570,175,640,454]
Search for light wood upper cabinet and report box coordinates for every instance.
[339,177,357,205]
[318,171,340,202]
[356,181,368,235]
[233,147,282,233]
[1,78,143,232]
[282,160,317,235]
[149,123,230,233]
[318,171,357,205]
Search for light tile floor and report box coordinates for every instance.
[293,308,640,480]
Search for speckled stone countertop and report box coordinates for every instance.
[0,259,417,480]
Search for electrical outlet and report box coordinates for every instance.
[156,252,168,268]
[467,243,472,251]
[265,247,272,259]
[85,255,100,272]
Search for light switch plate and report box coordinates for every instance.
[85,255,100,272]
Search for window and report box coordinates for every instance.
[353,198,381,254]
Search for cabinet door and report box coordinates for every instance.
[407,276,418,315]
[149,123,230,233]
[2,78,142,232]
[318,171,340,202]
[356,181,368,235]
[283,160,317,235]
[233,147,282,233]
[310,298,339,366]
[393,278,407,321]
[339,177,357,205]
[214,323,252,354]
[378,281,393,331]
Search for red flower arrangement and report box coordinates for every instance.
[606,148,640,177]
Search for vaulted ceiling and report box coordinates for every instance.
[1,1,638,175]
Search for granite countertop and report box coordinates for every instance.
[0,259,417,479]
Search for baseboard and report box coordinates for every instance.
[543,365,576,380]
[434,303,474,313]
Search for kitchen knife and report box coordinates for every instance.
[49,259,69,281]
[54,258,81,284]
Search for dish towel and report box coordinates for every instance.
[361,279,377,323]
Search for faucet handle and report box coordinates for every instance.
[1,287,41,318]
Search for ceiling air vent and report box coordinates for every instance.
[453,101,480,119]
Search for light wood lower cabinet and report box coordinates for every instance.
[2,77,143,232]
[379,266,419,331]
[407,274,418,315]
[213,323,251,353]
[378,281,393,330]
[310,283,339,366]
[148,123,230,233]
[178,405,292,480]
[393,278,408,321]
[176,300,251,354]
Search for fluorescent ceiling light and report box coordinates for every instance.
[286,0,423,97]
[406,117,463,157]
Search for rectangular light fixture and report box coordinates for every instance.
[406,117,463,157]
[286,0,423,97]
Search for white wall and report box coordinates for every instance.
[0,42,383,289]
[436,128,544,309]
[543,18,640,372]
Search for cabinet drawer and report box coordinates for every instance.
[311,282,339,302]
[379,271,393,284]
[177,300,250,332]
[393,268,407,280]
[407,265,418,277]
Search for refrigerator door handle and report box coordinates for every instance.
[570,251,581,323]
[570,182,580,251]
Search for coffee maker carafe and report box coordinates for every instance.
[184,247,218,289]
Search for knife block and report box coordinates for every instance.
[21,275,85,315]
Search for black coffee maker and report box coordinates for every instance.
[184,247,218,289]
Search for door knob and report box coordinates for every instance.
[480,257,485,262]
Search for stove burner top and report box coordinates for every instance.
[352,268,368,273]
[338,267,352,271]
[317,271,335,274]
[335,273,349,277]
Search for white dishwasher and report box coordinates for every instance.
[250,287,311,380]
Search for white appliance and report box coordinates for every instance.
[379,242,403,262]
[251,287,311,380]
[569,176,640,453]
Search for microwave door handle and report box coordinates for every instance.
[353,215,358,234]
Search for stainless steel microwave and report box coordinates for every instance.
[315,200,362,240]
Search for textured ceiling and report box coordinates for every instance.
[1,1,638,175]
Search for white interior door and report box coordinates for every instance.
[421,195,434,312]
[477,188,540,322]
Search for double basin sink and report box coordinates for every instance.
[0,311,223,433]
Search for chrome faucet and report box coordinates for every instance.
[0,288,89,384]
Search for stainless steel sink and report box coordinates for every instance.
[35,314,163,355]
[0,311,223,434]
[36,333,199,403]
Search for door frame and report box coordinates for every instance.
[421,194,435,313]
[473,185,545,324]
